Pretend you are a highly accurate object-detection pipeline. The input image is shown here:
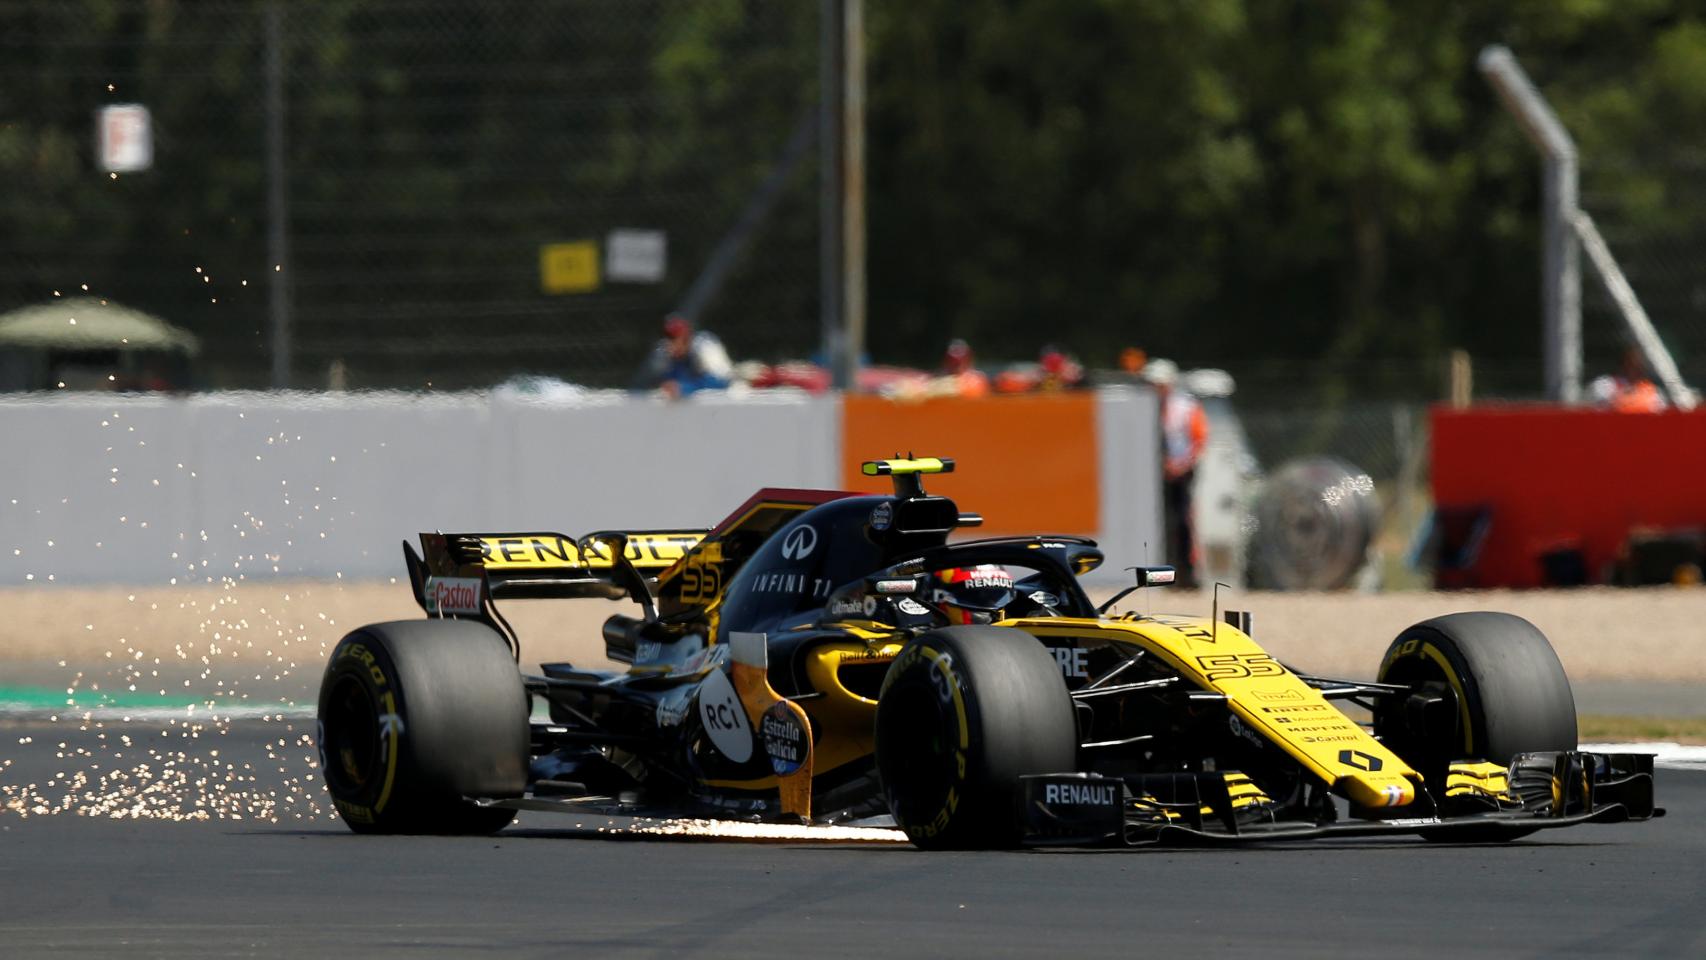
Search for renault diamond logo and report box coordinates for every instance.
[1338,749,1384,772]
[780,525,818,560]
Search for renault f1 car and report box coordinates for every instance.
[316,457,1660,847]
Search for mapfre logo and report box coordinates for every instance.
[425,577,482,615]
[779,525,818,560]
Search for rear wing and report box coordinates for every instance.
[402,487,854,661]
[405,529,707,607]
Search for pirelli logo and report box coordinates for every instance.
[477,533,703,570]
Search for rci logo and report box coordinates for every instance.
[1338,749,1384,772]
[780,525,818,560]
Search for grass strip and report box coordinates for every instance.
[0,686,308,717]
[1578,714,1706,746]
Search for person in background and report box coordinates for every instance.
[1036,345,1084,391]
[1588,345,1666,413]
[1144,358,1209,586]
[635,313,733,398]
[929,338,991,397]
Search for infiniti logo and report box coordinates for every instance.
[779,524,818,560]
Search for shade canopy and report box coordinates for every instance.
[0,298,199,355]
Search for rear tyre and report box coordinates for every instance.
[874,626,1076,849]
[317,619,528,834]
[1374,611,1576,842]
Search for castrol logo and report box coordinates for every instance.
[425,576,482,615]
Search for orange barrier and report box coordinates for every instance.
[1431,405,1706,587]
[840,393,1100,536]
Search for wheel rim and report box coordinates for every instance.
[323,672,381,796]
[876,677,959,827]
[1378,654,1464,783]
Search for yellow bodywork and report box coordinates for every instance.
[686,612,1423,810]
[1129,771,1274,823]
[695,627,903,793]
[796,630,906,777]
[1016,614,1423,808]
[1445,760,1516,802]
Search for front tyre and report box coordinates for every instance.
[874,626,1076,849]
[317,619,528,834]
[1374,611,1576,842]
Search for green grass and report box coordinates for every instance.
[0,686,309,717]
[1578,714,1706,745]
[0,686,209,711]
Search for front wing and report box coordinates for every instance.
[1022,751,1663,847]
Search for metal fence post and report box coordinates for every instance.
[818,0,845,387]
[841,0,865,393]
[265,2,293,390]
[1479,45,1580,404]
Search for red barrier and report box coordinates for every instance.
[1430,405,1706,587]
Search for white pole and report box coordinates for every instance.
[1573,211,1699,410]
[1479,45,1580,403]
[841,0,865,393]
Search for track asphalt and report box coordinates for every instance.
[1,719,1703,959]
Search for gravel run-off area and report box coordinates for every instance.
[2,580,1702,696]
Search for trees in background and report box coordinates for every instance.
[865,0,1706,400]
[3,0,1703,397]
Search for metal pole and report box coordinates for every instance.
[840,0,865,393]
[1542,149,1581,403]
[1573,211,1699,410]
[674,107,817,324]
[818,0,845,387]
[1478,45,1580,403]
[264,2,293,389]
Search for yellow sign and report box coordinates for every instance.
[540,241,600,294]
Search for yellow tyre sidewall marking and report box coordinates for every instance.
[884,643,970,840]
[375,689,400,814]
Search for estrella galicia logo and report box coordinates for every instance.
[1338,749,1384,772]
[780,524,818,560]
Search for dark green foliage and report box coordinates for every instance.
[2,1,1703,396]
[865,0,1706,401]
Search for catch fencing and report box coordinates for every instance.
[1,0,822,390]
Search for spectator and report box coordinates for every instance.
[1145,358,1209,585]
[635,313,733,398]
[1588,346,1666,413]
[1036,345,1084,391]
[928,338,991,398]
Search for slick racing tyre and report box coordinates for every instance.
[1374,612,1576,841]
[874,626,1076,849]
[317,619,528,834]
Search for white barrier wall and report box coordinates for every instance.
[1095,386,1166,573]
[0,390,1157,586]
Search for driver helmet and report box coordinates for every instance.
[933,564,1017,624]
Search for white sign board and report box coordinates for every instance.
[605,228,667,283]
[97,104,154,173]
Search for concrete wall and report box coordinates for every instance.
[0,389,1157,586]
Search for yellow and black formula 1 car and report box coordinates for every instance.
[316,457,1661,847]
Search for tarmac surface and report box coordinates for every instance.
[2,719,1703,959]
